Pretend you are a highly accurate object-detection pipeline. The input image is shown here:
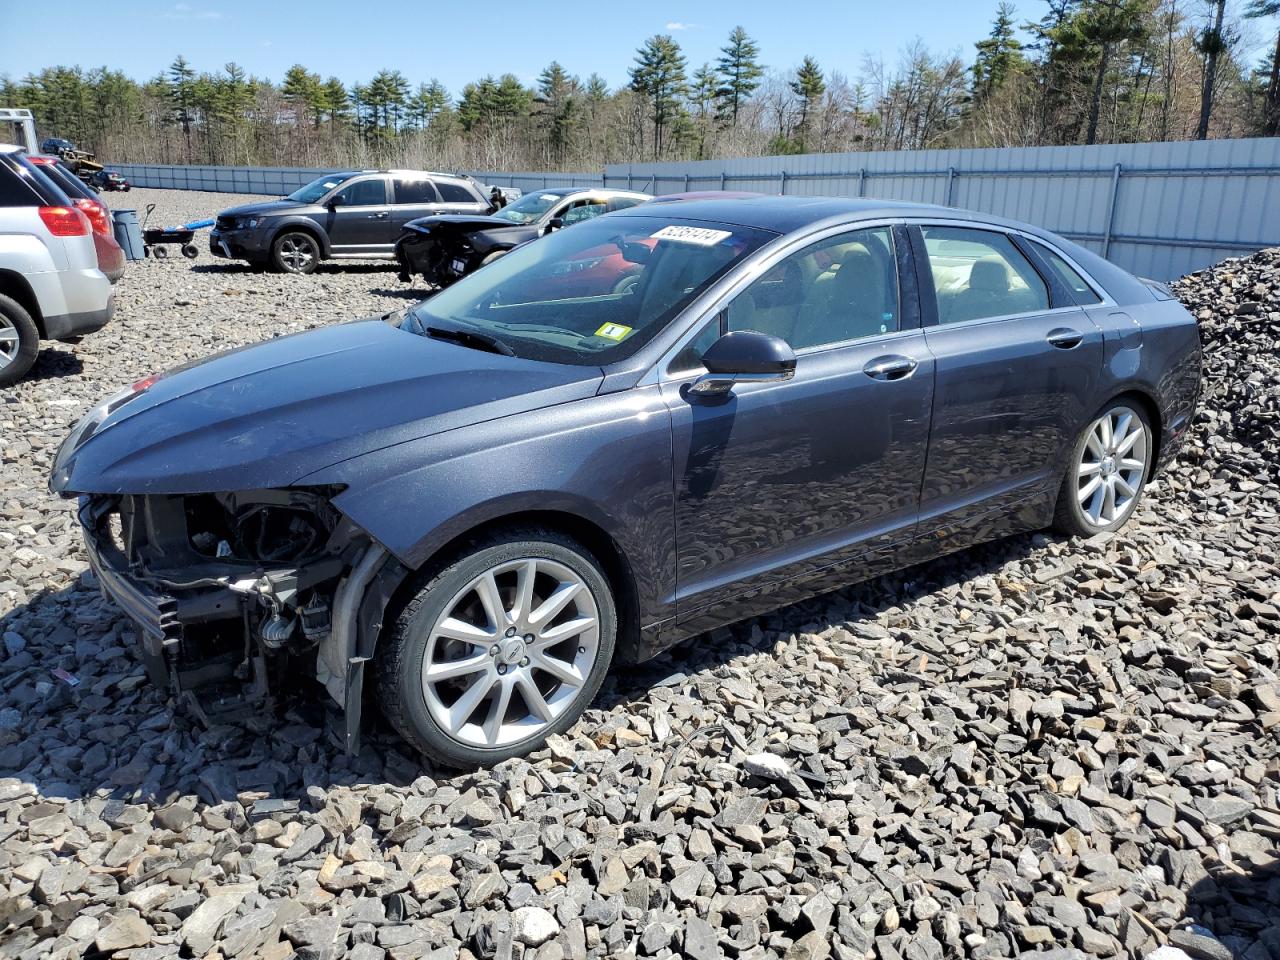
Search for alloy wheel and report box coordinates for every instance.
[420,557,600,748]
[0,317,18,371]
[1076,405,1147,526]
[278,235,317,273]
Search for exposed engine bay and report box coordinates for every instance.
[78,487,396,751]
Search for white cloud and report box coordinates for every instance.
[666,21,696,31]
[165,3,222,18]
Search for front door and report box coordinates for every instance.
[912,223,1103,549]
[325,176,391,253]
[663,224,935,633]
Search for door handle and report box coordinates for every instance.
[366,212,389,219]
[1046,328,1084,349]
[863,355,918,381]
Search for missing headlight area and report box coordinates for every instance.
[78,486,381,742]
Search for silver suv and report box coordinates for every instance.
[210,169,493,274]
[0,144,114,385]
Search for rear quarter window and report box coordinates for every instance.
[0,157,45,206]
[1030,240,1104,305]
[437,181,479,203]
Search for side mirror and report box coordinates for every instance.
[690,330,796,397]
[326,195,343,208]
[547,217,564,231]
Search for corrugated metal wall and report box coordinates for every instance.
[110,163,603,197]
[111,138,1280,278]
[604,138,1280,279]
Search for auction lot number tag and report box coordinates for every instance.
[651,225,733,246]
[595,322,633,341]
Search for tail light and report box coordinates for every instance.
[73,198,111,235]
[39,205,90,237]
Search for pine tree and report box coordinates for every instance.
[1079,0,1150,144]
[630,34,688,157]
[790,56,826,146]
[715,26,764,124]
[1244,0,1280,134]
[973,2,1028,102]
[168,55,197,160]
[1195,0,1234,139]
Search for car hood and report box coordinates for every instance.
[218,198,311,218]
[52,319,603,496]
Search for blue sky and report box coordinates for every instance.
[3,0,1041,93]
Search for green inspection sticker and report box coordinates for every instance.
[595,322,633,341]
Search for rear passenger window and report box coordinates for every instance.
[1030,241,1103,305]
[921,226,1049,324]
[395,179,438,204]
[437,181,477,202]
[726,226,899,350]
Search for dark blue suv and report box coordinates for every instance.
[52,196,1200,767]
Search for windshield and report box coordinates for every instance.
[405,215,776,365]
[491,191,570,225]
[287,172,356,204]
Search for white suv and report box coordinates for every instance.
[0,144,114,385]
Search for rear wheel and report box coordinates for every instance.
[272,231,320,275]
[1053,401,1152,536]
[378,529,616,767]
[0,294,40,387]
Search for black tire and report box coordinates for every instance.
[181,243,199,259]
[271,231,320,275]
[152,245,169,259]
[0,293,41,387]
[377,528,617,768]
[1052,399,1153,537]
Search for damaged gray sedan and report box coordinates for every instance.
[50,197,1200,767]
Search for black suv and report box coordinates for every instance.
[210,170,493,274]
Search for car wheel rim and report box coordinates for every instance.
[1076,405,1146,526]
[421,557,600,749]
[0,317,19,370]
[280,236,315,271]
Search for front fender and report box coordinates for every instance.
[266,216,332,257]
[301,385,677,631]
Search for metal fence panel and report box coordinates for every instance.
[111,139,1280,279]
[110,163,603,198]
[604,138,1280,279]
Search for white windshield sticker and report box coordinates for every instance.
[539,194,558,201]
[651,225,733,246]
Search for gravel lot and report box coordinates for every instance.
[0,188,1276,960]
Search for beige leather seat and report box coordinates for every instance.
[951,258,1012,323]
[792,245,890,349]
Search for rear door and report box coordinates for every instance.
[324,176,391,253]
[390,176,442,235]
[911,222,1102,550]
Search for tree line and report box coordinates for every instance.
[5,0,1279,173]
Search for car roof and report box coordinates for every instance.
[609,193,1056,237]
[0,143,22,155]
[527,187,648,199]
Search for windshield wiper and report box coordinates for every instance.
[425,325,515,357]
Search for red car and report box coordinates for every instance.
[29,155,126,283]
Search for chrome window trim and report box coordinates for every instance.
[918,303,1087,333]
[644,217,903,385]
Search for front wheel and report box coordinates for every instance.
[271,231,320,275]
[1053,401,1153,536]
[377,530,616,767]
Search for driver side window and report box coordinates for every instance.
[725,226,899,351]
[334,178,387,206]
[667,317,723,375]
